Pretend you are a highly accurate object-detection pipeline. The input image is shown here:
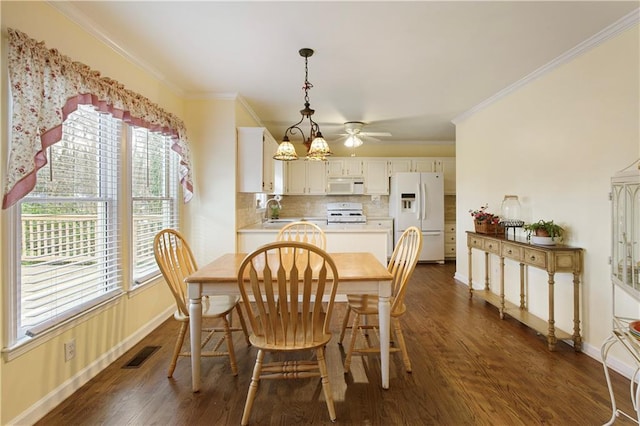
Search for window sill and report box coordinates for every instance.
[2,292,124,362]
[128,274,164,298]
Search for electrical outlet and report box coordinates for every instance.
[64,339,76,362]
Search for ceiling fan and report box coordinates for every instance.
[337,121,392,147]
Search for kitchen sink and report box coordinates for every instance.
[260,218,300,228]
[265,218,298,224]
[259,218,327,228]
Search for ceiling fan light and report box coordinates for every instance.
[344,135,363,148]
[273,139,298,161]
[306,134,332,161]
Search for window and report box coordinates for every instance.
[17,105,122,338]
[11,106,182,344]
[130,127,179,285]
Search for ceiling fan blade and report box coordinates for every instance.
[360,134,382,143]
[361,131,392,137]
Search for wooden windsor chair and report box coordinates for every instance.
[276,221,327,249]
[338,226,423,373]
[237,241,340,425]
[153,229,249,378]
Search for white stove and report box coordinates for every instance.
[326,202,367,224]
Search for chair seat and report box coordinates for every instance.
[249,332,332,351]
[346,294,406,317]
[249,313,331,350]
[173,295,241,322]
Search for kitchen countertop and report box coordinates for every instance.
[238,217,392,233]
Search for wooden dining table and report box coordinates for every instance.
[185,251,394,392]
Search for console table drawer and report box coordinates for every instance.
[502,243,523,261]
[483,239,501,254]
[468,235,484,249]
[524,248,547,268]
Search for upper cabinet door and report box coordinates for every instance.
[285,161,327,194]
[388,159,412,175]
[238,127,283,194]
[285,161,307,194]
[327,159,344,177]
[344,158,364,177]
[364,159,389,195]
[238,127,270,193]
[440,157,456,194]
[412,159,437,173]
[307,161,328,194]
[327,158,363,177]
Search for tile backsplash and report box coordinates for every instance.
[237,193,456,228]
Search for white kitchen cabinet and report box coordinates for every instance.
[386,157,456,194]
[439,157,456,194]
[364,159,389,195]
[238,228,388,264]
[285,160,327,195]
[325,232,387,265]
[368,218,394,258]
[388,158,437,174]
[444,221,456,259]
[327,158,363,177]
[282,156,455,195]
[237,231,275,253]
[388,159,412,175]
[237,127,283,193]
[413,158,438,172]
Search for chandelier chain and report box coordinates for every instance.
[303,55,313,108]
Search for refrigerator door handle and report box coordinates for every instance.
[421,182,427,221]
[416,181,421,221]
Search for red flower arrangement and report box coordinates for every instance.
[469,204,500,225]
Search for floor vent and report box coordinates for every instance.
[122,346,160,369]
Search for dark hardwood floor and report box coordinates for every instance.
[36,262,634,425]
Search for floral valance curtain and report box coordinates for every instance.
[2,28,194,209]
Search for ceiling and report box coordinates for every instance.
[56,1,638,147]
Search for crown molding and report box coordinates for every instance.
[48,1,184,97]
[452,8,640,125]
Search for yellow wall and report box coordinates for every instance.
[0,2,184,423]
[455,25,639,367]
[183,97,240,263]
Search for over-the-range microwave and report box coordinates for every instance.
[326,177,365,195]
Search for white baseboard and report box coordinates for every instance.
[8,306,174,426]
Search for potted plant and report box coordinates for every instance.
[469,204,501,234]
[269,204,280,219]
[523,220,565,245]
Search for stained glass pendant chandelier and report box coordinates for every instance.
[274,48,332,161]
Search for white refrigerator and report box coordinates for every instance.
[390,172,445,263]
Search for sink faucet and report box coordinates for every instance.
[264,195,282,221]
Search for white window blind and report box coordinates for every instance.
[19,105,122,338]
[131,127,178,285]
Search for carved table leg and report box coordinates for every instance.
[573,271,583,351]
[547,272,557,351]
[499,256,505,319]
[468,245,473,299]
[484,252,490,291]
[519,263,525,309]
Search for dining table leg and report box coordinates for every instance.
[188,283,203,392]
[378,292,391,389]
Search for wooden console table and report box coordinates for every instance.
[466,231,583,351]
